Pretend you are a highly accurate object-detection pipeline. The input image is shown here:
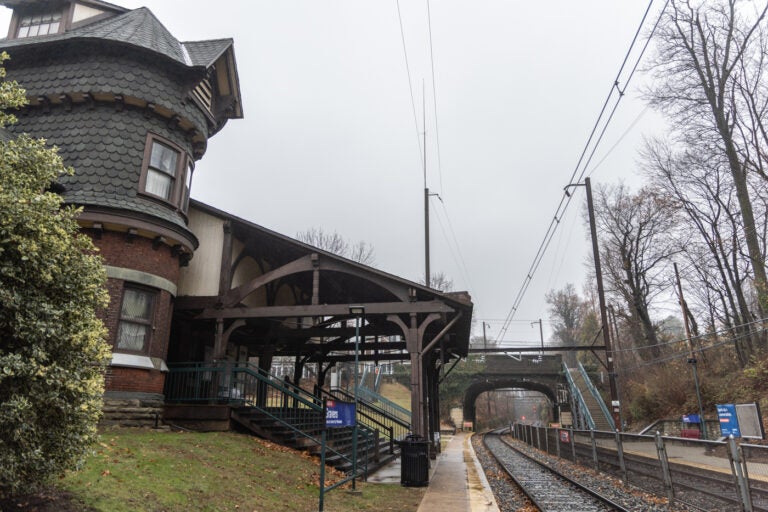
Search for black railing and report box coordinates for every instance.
[316,386,411,454]
[165,362,375,478]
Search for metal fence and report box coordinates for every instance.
[512,423,765,511]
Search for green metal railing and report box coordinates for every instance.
[317,386,411,451]
[562,362,595,430]
[577,361,616,430]
[165,362,374,479]
[356,385,411,423]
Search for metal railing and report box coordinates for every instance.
[562,363,595,430]
[319,386,411,449]
[577,361,615,430]
[356,385,412,424]
[164,362,374,478]
[512,423,762,511]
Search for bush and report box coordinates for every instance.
[0,53,111,497]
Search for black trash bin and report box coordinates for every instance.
[399,434,429,487]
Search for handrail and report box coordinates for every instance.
[165,362,374,478]
[329,386,411,432]
[317,387,404,453]
[577,361,616,430]
[562,362,595,430]
[355,385,412,422]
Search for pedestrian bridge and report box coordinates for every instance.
[462,354,567,426]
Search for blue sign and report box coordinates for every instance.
[325,400,355,428]
[717,404,741,437]
[682,414,701,424]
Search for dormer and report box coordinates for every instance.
[3,0,126,40]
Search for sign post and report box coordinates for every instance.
[717,404,741,437]
[319,399,356,512]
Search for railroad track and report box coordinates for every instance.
[483,433,631,511]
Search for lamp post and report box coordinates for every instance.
[348,305,365,491]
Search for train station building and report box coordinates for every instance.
[0,0,473,450]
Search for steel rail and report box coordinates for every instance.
[483,432,632,512]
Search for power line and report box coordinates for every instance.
[432,198,474,291]
[425,0,444,195]
[395,0,424,170]
[498,0,667,341]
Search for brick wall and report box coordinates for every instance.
[90,232,178,394]
[106,366,166,394]
[95,231,180,283]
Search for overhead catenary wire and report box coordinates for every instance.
[425,0,444,195]
[430,198,474,291]
[395,0,424,170]
[396,0,474,298]
[497,0,668,342]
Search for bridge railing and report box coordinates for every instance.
[511,423,756,511]
[562,362,595,430]
[577,361,615,431]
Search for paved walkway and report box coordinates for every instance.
[369,432,499,512]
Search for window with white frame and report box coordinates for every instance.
[17,11,62,38]
[140,134,192,211]
[115,286,157,353]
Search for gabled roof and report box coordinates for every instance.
[185,199,474,357]
[183,39,234,68]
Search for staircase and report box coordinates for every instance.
[165,362,402,476]
[564,362,615,431]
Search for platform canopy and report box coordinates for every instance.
[172,201,473,437]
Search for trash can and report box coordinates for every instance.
[399,434,429,487]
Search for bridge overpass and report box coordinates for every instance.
[461,354,567,427]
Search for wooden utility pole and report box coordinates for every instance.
[584,177,621,430]
[674,262,707,439]
[423,81,430,288]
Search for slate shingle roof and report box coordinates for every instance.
[5,100,194,232]
[183,39,235,68]
[6,48,210,138]
[0,8,233,70]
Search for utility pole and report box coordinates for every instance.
[585,177,620,431]
[423,81,430,289]
[482,321,489,351]
[674,263,707,439]
[566,177,620,430]
[531,319,544,356]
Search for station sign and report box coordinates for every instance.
[682,413,701,424]
[717,404,741,437]
[325,400,355,428]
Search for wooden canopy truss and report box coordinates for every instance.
[171,202,473,442]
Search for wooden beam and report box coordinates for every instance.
[223,254,314,306]
[197,300,454,320]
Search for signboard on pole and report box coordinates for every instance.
[717,404,741,437]
[325,400,355,428]
[735,403,765,439]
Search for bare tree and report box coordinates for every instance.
[546,283,583,366]
[592,183,680,359]
[296,227,375,266]
[647,0,768,317]
[420,272,454,292]
[643,140,761,365]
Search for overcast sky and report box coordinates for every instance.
[0,1,667,346]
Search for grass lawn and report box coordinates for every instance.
[378,382,411,412]
[4,429,425,512]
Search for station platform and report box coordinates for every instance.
[368,432,499,512]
